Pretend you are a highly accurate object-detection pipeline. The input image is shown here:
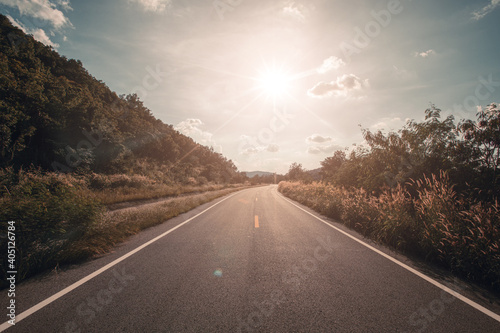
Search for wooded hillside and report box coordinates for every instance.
[0,14,243,184]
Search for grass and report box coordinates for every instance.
[278,174,500,294]
[87,172,240,205]
[0,168,250,288]
[64,187,248,262]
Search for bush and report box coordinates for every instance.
[0,168,103,285]
[88,173,155,190]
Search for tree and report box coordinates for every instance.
[0,14,244,184]
[320,150,346,183]
[459,103,500,173]
[458,103,500,197]
[318,104,498,196]
[287,163,306,182]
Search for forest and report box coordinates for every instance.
[0,14,243,183]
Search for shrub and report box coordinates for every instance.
[0,168,103,284]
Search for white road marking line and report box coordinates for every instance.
[0,191,241,332]
[277,190,500,323]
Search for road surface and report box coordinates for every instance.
[1,185,500,332]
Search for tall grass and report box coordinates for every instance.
[0,168,103,283]
[0,168,249,288]
[56,187,247,264]
[87,172,238,205]
[279,174,500,293]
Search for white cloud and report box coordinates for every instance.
[6,14,59,47]
[414,49,436,58]
[175,119,220,152]
[266,144,280,153]
[56,0,72,11]
[317,56,345,74]
[392,66,417,81]
[307,134,342,155]
[306,134,332,144]
[240,144,279,155]
[307,144,342,155]
[238,135,279,155]
[175,118,203,133]
[5,15,24,30]
[282,3,306,22]
[131,0,172,13]
[307,74,369,98]
[0,0,72,28]
[241,147,260,155]
[32,28,59,47]
[369,117,406,132]
[472,0,500,20]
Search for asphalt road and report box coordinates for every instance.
[2,185,500,332]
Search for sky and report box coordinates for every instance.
[1,0,500,174]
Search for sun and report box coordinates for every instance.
[257,68,291,99]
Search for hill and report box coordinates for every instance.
[0,14,245,184]
[244,171,274,178]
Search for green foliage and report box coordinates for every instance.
[0,166,249,287]
[285,162,313,183]
[0,14,241,184]
[0,168,103,284]
[0,13,248,285]
[286,162,305,181]
[458,103,500,194]
[0,13,247,285]
[88,173,155,190]
[320,104,499,200]
[295,103,500,292]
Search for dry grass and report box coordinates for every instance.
[0,168,250,287]
[0,169,103,284]
[87,172,238,205]
[64,187,248,260]
[279,175,500,293]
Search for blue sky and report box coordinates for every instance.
[1,0,500,173]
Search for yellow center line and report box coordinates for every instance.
[254,215,259,228]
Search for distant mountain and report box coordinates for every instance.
[244,171,275,178]
[307,168,322,181]
[0,14,245,184]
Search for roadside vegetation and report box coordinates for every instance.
[87,172,243,205]
[0,15,253,288]
[280,104,500,294]
[0,168,250,288]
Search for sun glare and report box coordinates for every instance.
[257,69,291,99]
